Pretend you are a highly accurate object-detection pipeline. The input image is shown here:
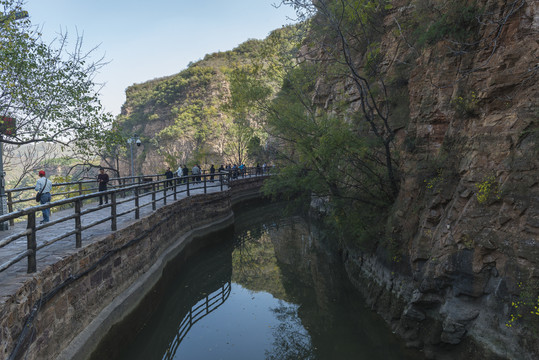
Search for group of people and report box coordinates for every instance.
[33,167,110,224]
[164,164,218,185]
[164,163,271,184]
[33,162,271,224]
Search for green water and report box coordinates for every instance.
[92,202,424,360]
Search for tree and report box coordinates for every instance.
[279,0,399,197]
[225,118,255,166]
[262,61,395,246]
[0,0,112,147]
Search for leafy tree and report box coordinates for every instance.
[263,62,394,246]
[279,0,399,197]
[225,117,255,166]
[0,0,112,148]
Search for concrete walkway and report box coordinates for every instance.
[0,181,226,303]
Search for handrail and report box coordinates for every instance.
[163,281,232,360]
[0,166,271,274]
[5,174,168,217]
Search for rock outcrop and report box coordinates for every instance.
[339,1,538,359]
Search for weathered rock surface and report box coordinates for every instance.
[337,0,538,359]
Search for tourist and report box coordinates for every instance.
[165,166,174,188]
[97,167,109,205]
[35,170,52,224]
[210,164,215,182]
[182,164,189,184]
[192,164,201,183]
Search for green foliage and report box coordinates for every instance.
[424,168,444,192]
[475,175,501,204]
[411,0,481,47]
[0,0,112,145]
[41,157,77,167]
[261,61,395,249]
[506,280,539,335]
[227,64,273,113]
[115,23,301,172]
[122,66,217,114]
[451,91,479,117]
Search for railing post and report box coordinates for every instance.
[8,192,14,226]
[75,199,82,248]
[152,183,156,211]
[203,175,207,194]
[187,177,190,197]
[26,212,36,273]
[135,187,140,220]
[173,177,177,201]
[78,182,84,208]
[220,174,223,191]
[163,181,167,205]
[111,192,117,231]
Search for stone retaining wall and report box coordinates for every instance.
[0,178,265,360]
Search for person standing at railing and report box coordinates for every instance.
[239,163,246,178]
[182,165,189,184]
[35,170,52,224]
[165,167,174,188]
[97,168,109,205]
[176,165,182,178]
[192,164,201,183]
[218,164,225,184]
[210,164,215,182]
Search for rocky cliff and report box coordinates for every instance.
[114,38,271,175]
[339,1,538,359]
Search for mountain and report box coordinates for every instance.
[114,37,274,175]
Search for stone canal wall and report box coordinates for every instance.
[1,178,265,360]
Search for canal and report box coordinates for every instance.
[90,201,424,360]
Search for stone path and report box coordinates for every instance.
[0,181,227,303]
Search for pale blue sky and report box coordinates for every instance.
[23,0,297,115]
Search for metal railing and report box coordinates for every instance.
[163,281,232,360]
[0,166,270,274]
[6,174,167,222]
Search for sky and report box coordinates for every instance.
[23,0,297,116]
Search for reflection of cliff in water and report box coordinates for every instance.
[231,201,306,301]
[90,230,234,360]
[233,203,421,360]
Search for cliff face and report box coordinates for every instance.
[115,38,269,176]
[116,66,231,175]
[341,1,538,358]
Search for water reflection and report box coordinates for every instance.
[94,202,422,360]
[163,281,231,360]
[266,301,313,360]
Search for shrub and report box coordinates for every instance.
[475,175,500,204]
[451,91,479,117]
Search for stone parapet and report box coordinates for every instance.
[0,178,265,360]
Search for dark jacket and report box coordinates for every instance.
[97,173,109,191]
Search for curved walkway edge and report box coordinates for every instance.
[1,177,267,360]
[57,212,235,360]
